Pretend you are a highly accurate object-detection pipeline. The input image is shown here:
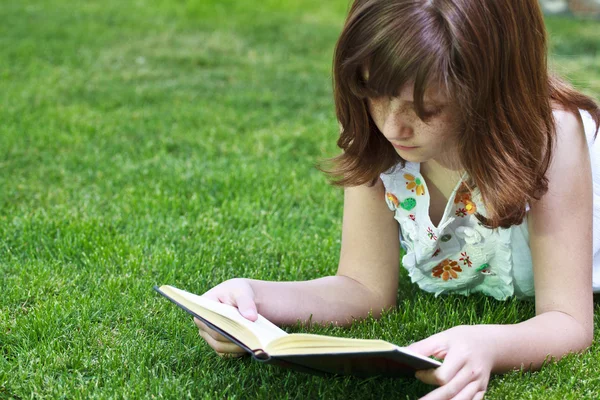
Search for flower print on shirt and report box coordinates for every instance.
[432,259,462,281]
[455,208,467,217]
[386,192,400,210]
[427,227,438,241]
[464,200,477,215]
[459,252,472,267]
[454,183,477,215]
[404,174,425,196]
[454,193,470,205]
[477,263,496,276]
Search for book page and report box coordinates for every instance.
[160,286,288,350]
[267,333,441,367]
[266,333,396,355]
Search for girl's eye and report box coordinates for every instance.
[422,108,443,118]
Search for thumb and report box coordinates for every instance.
[232,293,258,322]
[406,333,448,359]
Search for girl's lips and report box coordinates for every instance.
[392,143,418,150]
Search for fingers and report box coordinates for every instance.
[193,280,257,356]
[203,279,258,322]
[416,348,466,386]
[233,293,258,321]
[473,391,486,400]
[408,333,449,359]
[440,380,483,400]
[418,361,489,400]
[194,318,228,341]
[199,329,246,355]
[216,292,258,322]
[195,317,246,354]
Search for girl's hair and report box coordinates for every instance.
[327,0,600,228]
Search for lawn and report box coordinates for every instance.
[1,1,599,399]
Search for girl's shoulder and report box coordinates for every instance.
[552,107,583,131]
[552,106,596,146]
[551,108,592,161]
[530,107,593,213]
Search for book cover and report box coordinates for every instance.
[155,285,441,377]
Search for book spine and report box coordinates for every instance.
[251,350,270,361]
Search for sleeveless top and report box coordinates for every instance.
[380,110,600,300]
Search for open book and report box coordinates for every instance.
[155,285,441,377]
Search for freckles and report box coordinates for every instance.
[368,99,395,130]
[426,113,459,137]
[371,98,390,116]
[366,99,382,119]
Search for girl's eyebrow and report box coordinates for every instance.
[399,98,447,106]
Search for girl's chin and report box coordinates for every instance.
[395,150,429,163]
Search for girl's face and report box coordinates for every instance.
[366,83,461,166]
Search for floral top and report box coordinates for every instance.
[381,110,600,300]
[381,163,534,300]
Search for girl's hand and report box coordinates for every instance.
[194,278,258,357]
[407,325,495,400]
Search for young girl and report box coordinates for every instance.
[196,1,600,398]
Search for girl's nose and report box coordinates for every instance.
[396,123,413,139]
[385,99,414,139]
[384,114,413,139]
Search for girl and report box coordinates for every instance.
[196,1,600,398]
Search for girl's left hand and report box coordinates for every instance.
[407,325,496,400]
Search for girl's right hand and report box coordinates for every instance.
[194,278,258,357]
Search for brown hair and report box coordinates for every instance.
[327,0,600,228]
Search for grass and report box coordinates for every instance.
[0,1,599,399]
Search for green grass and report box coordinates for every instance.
[0,1,599,399]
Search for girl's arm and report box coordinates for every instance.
[487,109,594,371]
[248,178,401,326]
[196,179,401,354]
[409,110,594,400]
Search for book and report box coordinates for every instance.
[154,285,442,378]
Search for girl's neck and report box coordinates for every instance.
[420,156,465,227]
[421,150,463,176]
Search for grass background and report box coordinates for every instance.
[0,0,599,398]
